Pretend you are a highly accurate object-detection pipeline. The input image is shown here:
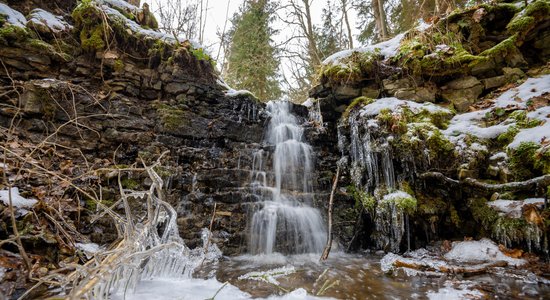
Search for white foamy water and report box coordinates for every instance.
[249,101,327,254]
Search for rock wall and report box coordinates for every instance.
[0,5,267,294]
[308,0,550,253]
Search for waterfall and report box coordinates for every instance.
[248,101,327,254]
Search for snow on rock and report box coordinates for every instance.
[359,97,450,118]
[508,122,550,149]
[0,3,26,28]
[323,33,405,65]
[226,89,254,97]
[488,198,545,218]
[443,108,512,139]
[526,105,550,121]
[102,0,139,11]
[508,105,550,149]
[444,238,526,266]
[489,152,508,160]
[494,75,550,108]
[27,9,72,33]
[97,4,201,48]
[0,187,37,209]
[382,190,414,202]
[427,281,484,300]
[380,250,446,274]
[443,74,550,151]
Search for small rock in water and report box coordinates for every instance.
[521,285,539,297]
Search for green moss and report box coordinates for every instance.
[153,165,172,178]
[449,204,461,227]
[0,24,30,45]
[319,50,379,84]
[509,141,542,179]
[508,0,550,34]
[80,25,105,52]
[121,178,140,189]
[348,185,376,213]
[156,103,187,131]
[28,39,73,61]
[481,34,518,57]
[85,198,114,211]
[470,197,500,230]
[113,59,124,72]
[190,47,215,66]
[394,194,417,214]
[497,125,519,144]
[417,194,447,215]
[72,0,109,52]
[426,129,455,155]
[534,146,550,174]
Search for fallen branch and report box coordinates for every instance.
[320,165,340,261]
[392,258,508,276]
[420,172,550,194]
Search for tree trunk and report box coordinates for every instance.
[341,0,354,48]
[371,0,389,41]
[321,165,340,261]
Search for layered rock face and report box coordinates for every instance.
[0,0,267,278]
[309,1,550,253]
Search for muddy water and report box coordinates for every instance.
[196,253,550,299]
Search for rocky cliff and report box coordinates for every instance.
[0,0,271,296]
[309,0,550,255]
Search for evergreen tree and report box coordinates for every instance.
[225,0,281,102]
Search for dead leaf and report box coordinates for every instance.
[499,244,524,258]
[473,8,486,23]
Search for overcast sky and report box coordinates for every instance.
[146,0,359,96]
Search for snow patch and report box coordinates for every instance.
[28,9,73,33]
[526,105,550,122]
[382,190,413,202]
[508,122,550,149]
[488,198,545,218]
[443,108,512,139]
[99,5,201,48]
[323,33,405,65]
[111,278,251,300]
[359,97,450,117]
[494,75,550,108]
[102,0,139,11]
[427,281,484,300]
[0,3,26,28]
[444,238,526,266]
[226,89,254,97]
[489,152,507,160]
[0,187,38,209]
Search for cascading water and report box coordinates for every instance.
[248,101,327,254]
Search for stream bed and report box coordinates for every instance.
[192,252,549,299]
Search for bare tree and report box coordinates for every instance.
[153,0,201,40]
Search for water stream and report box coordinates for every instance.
[248,101,326,254]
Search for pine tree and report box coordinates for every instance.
[225,0,281,102]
